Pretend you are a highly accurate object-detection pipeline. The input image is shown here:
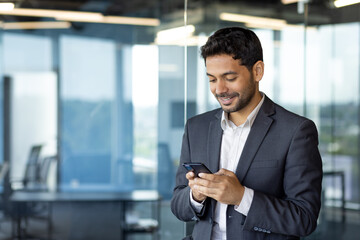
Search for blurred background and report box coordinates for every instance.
[0,0,358,239]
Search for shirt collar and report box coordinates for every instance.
[221,92,265,131]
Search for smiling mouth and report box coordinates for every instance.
[218,95,236,105]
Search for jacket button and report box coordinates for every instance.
[254,227,258,231]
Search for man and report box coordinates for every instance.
[171,27,322,240]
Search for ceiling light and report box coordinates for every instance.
[102,16,160,26]
[0,8,103,20]
[245,22,316,31]
[2,21,71,30]
[155,25,195,45]
[220,12,317,31]
[54,11,103,22]
[281,0,310,4]
[245,23,285,31]
[220,13,287,28]
[281,0,300,4]
[334,0,360,7]
[0,8,160,26]
[0,3,14,11]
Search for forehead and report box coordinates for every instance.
[205,54,249,75]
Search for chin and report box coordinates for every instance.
[221,106,236,113]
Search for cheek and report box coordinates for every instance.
[231,81,249,93]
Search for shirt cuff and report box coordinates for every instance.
[190,189,205,213]
[234,186,254,216]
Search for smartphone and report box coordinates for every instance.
[182,162,212,177]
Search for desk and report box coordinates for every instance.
[10,190,161,240]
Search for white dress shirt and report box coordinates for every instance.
[190,94,265,240]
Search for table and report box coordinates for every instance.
[10,190,161,240]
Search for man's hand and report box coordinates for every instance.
[186,171,207,202]
[193,168,245,205]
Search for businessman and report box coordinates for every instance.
[171,27,323,240]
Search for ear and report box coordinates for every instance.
[252,61,264,83]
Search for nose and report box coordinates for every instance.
[215,79,228,95]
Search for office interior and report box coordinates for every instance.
[0,0,359,239]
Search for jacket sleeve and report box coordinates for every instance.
[243,119,323,237]
[170,121,210,222]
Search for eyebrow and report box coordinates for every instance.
[206,71,238,78]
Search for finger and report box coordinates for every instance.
[198,173,224,183]
[198,172,218,181]
[194,184,218,197]
[194,177,224,192]
[194,177,211,187]
[186,171,195,180]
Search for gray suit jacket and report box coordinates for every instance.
[171,95,322,240]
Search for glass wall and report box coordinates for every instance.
[314,23,360,207]
[1,33,57,185]
[60,38,160,192]
[0,0,359,239]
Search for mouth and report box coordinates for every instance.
[217,94,237,106]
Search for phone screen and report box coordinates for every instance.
[182,162,212,177]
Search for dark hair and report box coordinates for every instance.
[200,27,263,69]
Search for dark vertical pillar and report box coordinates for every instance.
[3,76,12,204]
[357,22,360,207]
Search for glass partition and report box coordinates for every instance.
[0,0,359,239]
[312,23,360,207]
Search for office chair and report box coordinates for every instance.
[10,146,57,239]
[22,145,43,190]
[13,145,55,192]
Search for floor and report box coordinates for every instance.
[307,207,360,240]
[0,201,358,240]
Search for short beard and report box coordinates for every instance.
[217,76,256,113]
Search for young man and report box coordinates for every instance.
[171,27,323,240]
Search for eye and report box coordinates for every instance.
[224,74,238,81]
[209,78,216,83]
[226,77,236,81]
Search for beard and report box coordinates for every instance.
[216,77,256,113]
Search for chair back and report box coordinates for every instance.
[39,156,57,185]
[23,145,42,187]
[0,162,9,184]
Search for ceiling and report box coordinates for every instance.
[1,0,358,24]
[0,0,358,40]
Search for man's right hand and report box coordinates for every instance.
[186,171,207,202]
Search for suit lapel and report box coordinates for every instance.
[207,110,223,173]
[206,110,223,216]
[236,96,275,183]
